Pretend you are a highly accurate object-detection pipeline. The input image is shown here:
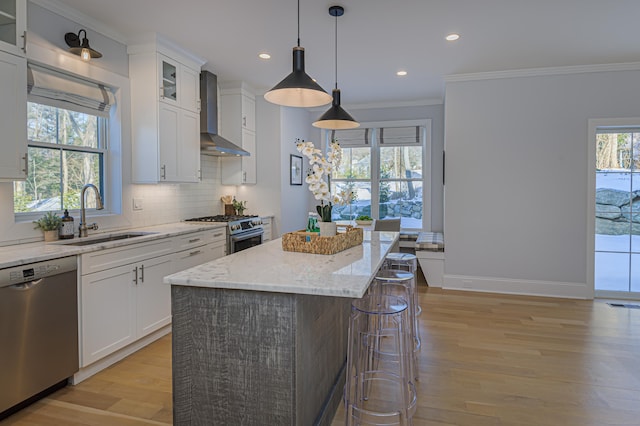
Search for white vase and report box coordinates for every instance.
[318,221,337,237]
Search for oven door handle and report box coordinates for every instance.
[230,228,264,242]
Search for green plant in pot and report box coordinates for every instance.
[33,211,62,241]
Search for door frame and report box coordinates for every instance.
[588,118,640,300]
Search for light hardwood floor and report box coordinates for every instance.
[3,283,640,425]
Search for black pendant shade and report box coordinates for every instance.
[264,47,332,107]
[313,89,359,129]
[65,29,102,61]
[312,5,359,129]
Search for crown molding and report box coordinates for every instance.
[30,0,127,45]
[445,62,640,83]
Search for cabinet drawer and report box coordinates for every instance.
[173,246,214,273]
[81,238,173,275]
[174,229,225,251]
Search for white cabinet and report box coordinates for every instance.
[0,0,26,57]
[220,82,257,185]
[128,37,204,183]
[157,54,200,113]
[172,228,226,273]
[79,238,173,366]
[261,217,273,241]
[0,49,26,181]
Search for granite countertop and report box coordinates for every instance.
[0,222,227,270]
[164,231,399,298]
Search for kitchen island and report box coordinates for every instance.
[164,231,399,426]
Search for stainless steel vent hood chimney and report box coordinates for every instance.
[200,71,249,156]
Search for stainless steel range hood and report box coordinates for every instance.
[200,71,249,156]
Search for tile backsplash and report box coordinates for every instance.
[129,155,234,228]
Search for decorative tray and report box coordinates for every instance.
[281,226,363,255]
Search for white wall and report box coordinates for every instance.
[444,67,640,298]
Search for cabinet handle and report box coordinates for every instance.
[133,266,138,285]
[243,171,247,182]
[140,264,144,283]
[243,115,247,127]
[22,153,28,176]
[21,31,27,53]
[197,99,201,112]
[198,169,202,181]
[161,165,166,180]
[188,238,201,243]
[159,86,164,99]
[189,250,202,256]
[213,233,223,238]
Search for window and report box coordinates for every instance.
[13,64,114,215]
[328,121,430,230]
[13,102,106,212]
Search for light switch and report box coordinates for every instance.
[133,198,143,210]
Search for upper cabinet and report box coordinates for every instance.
[220,82,257,185]
[157,54,200,113]
[0,0,26,57]
[128,36,205,183]
[0,14,27,182]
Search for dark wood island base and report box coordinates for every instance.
[171,285,351,425]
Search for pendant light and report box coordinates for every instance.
[313,5,359,129]
[264,0,332,108]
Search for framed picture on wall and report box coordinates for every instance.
[290,154,303,185]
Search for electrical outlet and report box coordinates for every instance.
[133,198,143,210]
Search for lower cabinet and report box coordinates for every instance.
[79,229,227,367]
[80,239,174,367]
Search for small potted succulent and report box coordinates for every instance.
[33,211,63,241]
[355,215,374,226]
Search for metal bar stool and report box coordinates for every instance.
[384,253,421,316]
[345,294,417,426]
[370,270,419,383]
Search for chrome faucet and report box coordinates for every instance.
[79,183,104,237]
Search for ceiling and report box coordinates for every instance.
[52,0,640,106]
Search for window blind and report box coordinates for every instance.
[378,126,422,145]
[331,128,371,147]
[27,64,115,117]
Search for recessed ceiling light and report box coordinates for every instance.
[446,33,460,41]
[396,70,407,76]
[258,52,271,59]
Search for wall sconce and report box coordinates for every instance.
[64,29,102,61]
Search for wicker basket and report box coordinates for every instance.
[281,226,363,255]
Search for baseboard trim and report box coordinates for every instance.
[443,275,592,299]
[72,325,172,384]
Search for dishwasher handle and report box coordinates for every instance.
[7,279,44,291]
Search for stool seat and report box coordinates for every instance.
[375,269,414,282]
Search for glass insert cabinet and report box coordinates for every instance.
[0,0,26,56]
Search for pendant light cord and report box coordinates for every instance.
[297,0,300,47]
[334,10,338,90]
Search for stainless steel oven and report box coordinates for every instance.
[184,215,264,254]
[229,227,263,253]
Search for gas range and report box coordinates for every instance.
[184,215,263,235]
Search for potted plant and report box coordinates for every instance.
[355,215,373,226]
[33,211,63,241]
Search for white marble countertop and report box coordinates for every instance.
[164,231,399,298]
[0,222,226,269]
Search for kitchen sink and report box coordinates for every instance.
[56,232,158,246]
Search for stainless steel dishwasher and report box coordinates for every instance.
[0,256,79,418]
